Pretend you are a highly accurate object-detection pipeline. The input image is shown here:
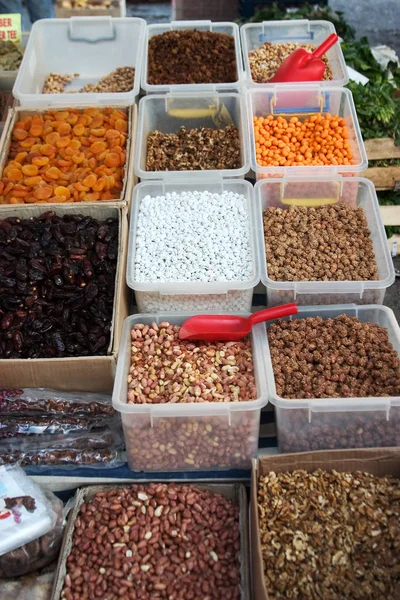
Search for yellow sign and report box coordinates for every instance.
[0,13,21,44]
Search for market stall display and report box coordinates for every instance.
[52,482,250,600]
[127,179,259,312]
[113,314,268,471]
[256,176,395,306]
[263,305,400,452]
[13,18,144,106]
[142,22,242,93]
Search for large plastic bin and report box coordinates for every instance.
[113,313,269,472]
[256,176,395,306]
[240,20,348,88]
[127,178,260,312]
[142,21,243,94]
[135,92,250,179]
[13,17,145,106]
[263,304,400,453]
[247,86,368,180]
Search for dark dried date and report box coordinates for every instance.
[0,391,116,417]
[0,447,118,466]
[0,415,117,438]
[0,212,118,358]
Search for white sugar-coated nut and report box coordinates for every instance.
[134,190,253,293]
[154,505,163,517]
[144,531,152,540]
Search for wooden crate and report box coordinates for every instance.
[362,137,400,191]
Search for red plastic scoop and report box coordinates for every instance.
[178,303,298,342]
[270,33,339,83]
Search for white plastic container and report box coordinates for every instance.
[13,17,146,106]
[247,86,368,180]
[112,312,269,472]
[0,32,29,92]
[135,92,250,180]
[142,21,243,94]
[263,304,400,453]
[256,176,395,306]
[240,20,348,88]
[127,178,260,312]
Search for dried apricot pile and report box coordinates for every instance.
[254,114,355,167]
[0,107,128,204]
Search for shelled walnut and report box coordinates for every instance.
[258,469,400,600]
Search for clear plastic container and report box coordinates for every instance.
[247,86,368,180]
[112,312,269,472]
[256,176,395,306]
[142,21,243,94]
[135,92,250,180]
[12,17,146,106]
[240,20,348,88]
[263,304,400,453]
[127,178,260,312]
[0,32,29,92]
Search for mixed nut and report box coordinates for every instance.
[124,321,258,470]
[146,125,241,172]
[62,483,242,600]
[0,212,118,358]
[147,30,237,86]
[263,204,379,281]
[43,67,135,95]
[249,42,332,83]
[0,107,128,204]
[258,469,400,600]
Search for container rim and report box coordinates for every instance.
[263,304,400,410]
[112,312,269,414]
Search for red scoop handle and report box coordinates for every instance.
[310,33,338,61]
[248,303,298,326]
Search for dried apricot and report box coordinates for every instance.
[32,156,50,167]
[40,144,56,156]
[73,124,85,137]
[56,137,71,149]
[6,168,23,181]
[58,123,72,136]
[54,186,71,198]
[46,166,62,180]
[115,118,128,133]
[22,164,39,177]
[105,153,120,168]
[45,132,60,146]
[54,111,70,121]
[90,141,107,154]
[13,128,28,141]
[33,185,53,200]
[24,176,43,187]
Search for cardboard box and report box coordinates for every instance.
[0,103,137,209]
[0,203,130,391]
[51,482,251,600]
[251,448,400,600]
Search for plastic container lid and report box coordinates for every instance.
[240,19,349,88]
[142,21,243,94]
[12,17,146,106]
[0,464,56,556]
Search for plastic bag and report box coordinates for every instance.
[0,415,120,439]
[0,490,65,578]
[0,429,124,468]
[0,465,57,557]
[0,389,115,417]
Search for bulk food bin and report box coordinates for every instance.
[247,86,368,180]
[12,17,146,106]
[0,32,29,92]
[134,92,250,179]
[127,178,260,312]
[142,20,243,94]
[262,304,400,453]
[256,176,395,306]
[112,313,269,472]
[240,20,348,88]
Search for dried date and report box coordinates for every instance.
[0,389,116,417]
[0,212,118,358]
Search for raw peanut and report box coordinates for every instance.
[61,484,241,600]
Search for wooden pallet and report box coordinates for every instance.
[363,138,400,191]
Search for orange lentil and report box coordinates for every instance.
[253,114,355,168]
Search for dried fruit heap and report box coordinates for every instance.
[148,30,237,85]
[263,204,379,281]
[258,469,400,600]
[268,315,400,399]
[0,107,128,204]
[0,212,118,358]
